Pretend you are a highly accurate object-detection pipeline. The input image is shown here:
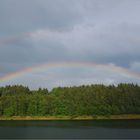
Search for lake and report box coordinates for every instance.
[0,120,140,139]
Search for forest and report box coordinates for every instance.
[0,83,140,117]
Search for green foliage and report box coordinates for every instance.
[0,83,140,116]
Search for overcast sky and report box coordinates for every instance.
[0,0,140,90]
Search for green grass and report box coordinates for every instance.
[0,114,140,120]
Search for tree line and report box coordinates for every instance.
[0,83,140,116]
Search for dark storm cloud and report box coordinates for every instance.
[0,0,83,36]
[0,0,140,88]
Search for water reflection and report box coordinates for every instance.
[0,120,140,139]
[0,120,140,129]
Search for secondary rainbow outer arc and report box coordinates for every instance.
[0,62,140,82]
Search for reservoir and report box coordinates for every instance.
[0,120,140,139]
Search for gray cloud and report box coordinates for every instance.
[0,0,83,36]
[0,0,140,89]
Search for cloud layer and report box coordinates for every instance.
[0,0,140,89]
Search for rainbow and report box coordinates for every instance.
[0,61,140,82]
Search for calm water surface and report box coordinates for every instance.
[0,120,140,139]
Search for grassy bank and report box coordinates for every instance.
[1,114,140,120]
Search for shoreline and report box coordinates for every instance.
[0,114,140,120]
